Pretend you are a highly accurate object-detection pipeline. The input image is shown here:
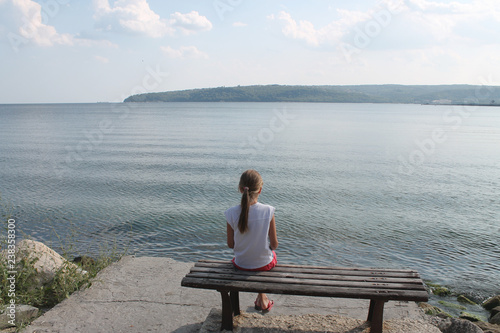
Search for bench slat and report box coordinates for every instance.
[185,271,426,291]
[188,266,426,287]
[181,276,429,302]
[198,259,418,274]
[194,261,421,279]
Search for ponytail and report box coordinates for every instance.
[238,187,250,233]
[237,170,263,234]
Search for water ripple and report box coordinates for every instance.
[1,103,499,299]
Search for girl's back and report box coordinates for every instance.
[225,202,275,269]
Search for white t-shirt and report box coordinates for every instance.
[225,202,275,269]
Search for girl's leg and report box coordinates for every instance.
[256,293,271,309]
[255,293,262,308]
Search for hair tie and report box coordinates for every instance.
[243,187,249,191]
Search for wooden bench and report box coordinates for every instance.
[181,260,428,333]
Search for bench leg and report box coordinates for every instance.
[230,291,240,316]
[219,291,233,331]
[367,300,386,333]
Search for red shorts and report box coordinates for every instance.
[232,251,277,271]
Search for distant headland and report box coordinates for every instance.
[123,84,500,106]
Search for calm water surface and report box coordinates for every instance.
[0,102,499,299]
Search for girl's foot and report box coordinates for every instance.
[262,300,274,312]
[255,294,273,312]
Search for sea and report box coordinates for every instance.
[0,102,499,303]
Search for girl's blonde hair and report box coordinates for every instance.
[238,169,264,233]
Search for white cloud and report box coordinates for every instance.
[93,1,212,37]
[0,0,74,48]
[270,0,500,50]
[404,0,500,43]
[0,0,118,51]
[269,10,368,47]
[169,11,212,35]
[275,11,320,46]
[161,45,208,59]
[93,0,172,37]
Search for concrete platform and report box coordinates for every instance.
[22,256,429,333]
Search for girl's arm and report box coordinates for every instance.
[269,215,278,250]
[227,222,235,249]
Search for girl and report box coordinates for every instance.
[225,169,279,312]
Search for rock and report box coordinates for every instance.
[457,295,477,305]
[484,296,500,311]
[437,317,483,333]
[419,302,451,317]
[438,300,466,310]
[419,302,436,314]
[0,305,39,329]
[491,313,500,325]
[7,239,82,287]
[433,287,451,296]
[459,311,484,322]
[425,282,452,296]
[492,306,500,318]
[436,312,453,319]
[476,321,500,333]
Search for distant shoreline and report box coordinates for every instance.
[123,84,500,105]
[121,100,500,107]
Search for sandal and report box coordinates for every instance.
[262,300,274,312]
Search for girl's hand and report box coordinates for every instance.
[227,222,235,249]
[269,215,278,250]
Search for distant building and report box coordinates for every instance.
[432,99,452,104]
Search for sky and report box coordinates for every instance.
[1,0,500,103]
